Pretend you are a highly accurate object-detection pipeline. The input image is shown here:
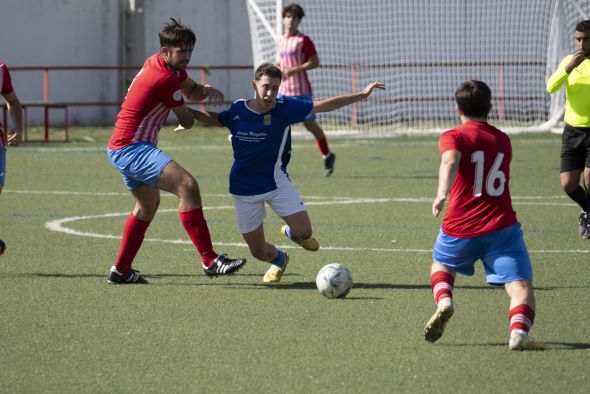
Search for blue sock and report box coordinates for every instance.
[270,249,287,267]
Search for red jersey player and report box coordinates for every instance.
[423,80,543,350]
[278,3,336,176]
[106,19,246,284]
[1,61,24,256]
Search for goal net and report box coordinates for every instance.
[246,0,590,137]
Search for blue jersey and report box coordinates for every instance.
[218,96,313,196]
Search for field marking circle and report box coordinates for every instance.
[44,194,590,253]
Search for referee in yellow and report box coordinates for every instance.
[547,20,590,239]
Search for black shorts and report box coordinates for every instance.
[560,124,590,172]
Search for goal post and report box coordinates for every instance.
[245,0,590,136]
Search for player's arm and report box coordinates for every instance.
[2,91,23,146]
[174,108,222,131]
[564,50,588,73]
[282,55,319,77]
[188,108,222,127]
[432,149,461,218]
[181,76,224,105]
[312,81,385,113]
[171,105,195,130]
[547,55,578,93]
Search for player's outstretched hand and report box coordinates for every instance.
[7,129,22,146]
[203,85,224,105]
[361,81,385,99]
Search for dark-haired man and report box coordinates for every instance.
[547,20,590,239]
[423,80,543,351]
[106,19,246,284]
[186,63,384,283]
[278,3,336,176]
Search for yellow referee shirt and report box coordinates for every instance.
[547,56,590,127]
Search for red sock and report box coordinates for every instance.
[430,271,455,304]
[315,137,330,156]
[509,304,535,333]
[179,208,218,267]
[115,214,150,273]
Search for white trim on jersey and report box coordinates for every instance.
[273,124,292,190]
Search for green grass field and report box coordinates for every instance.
[1,126,589,393]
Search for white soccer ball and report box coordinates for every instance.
[316,263,353,299]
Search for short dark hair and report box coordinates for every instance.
[576,20,590,32]
[254,63,283,81]
[455,80,492,118]
[282,3,305,19]
[159,18,196,48]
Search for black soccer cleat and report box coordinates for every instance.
[0,239,5,256]
[578,212,590,239]
[323,152,336,177]
[203,254,247,277]
[107,266,149,284]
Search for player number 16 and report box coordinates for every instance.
[471,151,506,197]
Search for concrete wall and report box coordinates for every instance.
[0,0,254,126]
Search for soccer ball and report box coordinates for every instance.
[316,263,353,299]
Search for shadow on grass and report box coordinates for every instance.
[440,341,590,350]
[543,342,590,350]
[15,274,577,294]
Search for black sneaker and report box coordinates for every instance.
[579,212,589,239]
[0,239,5,256]
[203,254,247,277]
[107,266,149,284]
[323,152,336,177]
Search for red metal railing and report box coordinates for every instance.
[3,65,252,141]
[3,61,544,141]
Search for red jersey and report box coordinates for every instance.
[0,62,15,147]
[439,121,517,238]
[278,31,317,96]
[108,54,187,150]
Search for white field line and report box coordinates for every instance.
[5,188,574,206]
[44,203,590,254]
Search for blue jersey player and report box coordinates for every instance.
[187,63,384,283]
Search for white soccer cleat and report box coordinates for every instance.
[509,330,546,351]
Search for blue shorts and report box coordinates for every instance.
[0,147,6,185]
[107,142,172,190]
[291,94,316,122]
[432,222,532,285]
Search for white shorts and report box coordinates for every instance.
[232,181,306,233]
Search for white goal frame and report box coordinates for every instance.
[246,0,590,137]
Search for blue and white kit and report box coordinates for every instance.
[218,96,313,232]
[218,96,313,196]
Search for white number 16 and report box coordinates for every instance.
[471,151,506,197]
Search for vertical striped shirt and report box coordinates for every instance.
[278,31,317,96]
[0,62,15,147]
[108,54,188,150]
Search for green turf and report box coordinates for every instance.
[1,126,589,393]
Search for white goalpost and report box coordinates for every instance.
[246,0,590,137]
